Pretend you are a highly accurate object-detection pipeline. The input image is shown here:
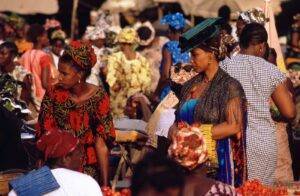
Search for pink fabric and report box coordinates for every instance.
[19,49,52,101]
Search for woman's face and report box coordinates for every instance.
[38,32,49,47]
[52,39,65,56]
[57,61,81,89]
[0,47,13,66]
[236,18,246,38]
[190,48,211,73]
[120,43,133,52]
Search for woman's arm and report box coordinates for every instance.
[153,48,172,100]
[95,136,109,186]
[211,97,244,140]
[272,81,296,120]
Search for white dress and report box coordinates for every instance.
[221,54,286,185]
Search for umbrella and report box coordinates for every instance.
[101,0,154,13]
[0,0,58,15]
[178,0,282,17]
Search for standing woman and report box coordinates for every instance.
[38,41,115,186]
[106,27,151,118]
[221,23,296,185]
[153,12,190,102]
[173,18,247,187]
[19,24,56,104]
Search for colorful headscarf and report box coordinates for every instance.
[161,12,186,30]
[180,18,237,60]
[37,130,79,160]
[115,27,139,44]
[168,122,208,170]
[64,40,97,71]
[44,19,61,31]
[84,13,111,41]
[239,8,269,25]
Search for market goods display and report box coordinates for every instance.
[102,187,131,196]
[236,180,288,196]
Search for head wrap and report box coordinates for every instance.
[134,21,156,46]
[115,27,139,44]
[180,18,237,60]
[168,122,208,170]
[44,19,61,31]
[239,8,268,25]
[51,29,66,40]
[64,40,97,71]
[161,12,186,30]
[84,13,111,40]
[37,130,79,160]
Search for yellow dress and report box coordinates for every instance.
[106,51,151,118]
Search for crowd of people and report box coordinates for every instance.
[0,6,299,196]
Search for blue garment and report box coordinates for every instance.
[159,41,190,100]
[178,99,197,124]
[177,99,233,185]
[165,41,190,65]
[10,166,60,196]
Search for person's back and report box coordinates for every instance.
[220,23,295,185]
[47,168,102,196]
[9,168,102,196]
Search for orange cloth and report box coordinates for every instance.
[19,49,55,101]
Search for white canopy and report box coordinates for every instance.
[178,0,282,17]
[101,0,154,13]
[0,0,59,14]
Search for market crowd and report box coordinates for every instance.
[0,5,299,196]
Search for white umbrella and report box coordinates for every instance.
[178,0,282,17]
[0,0,58,14]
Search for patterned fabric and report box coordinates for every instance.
[205,182,237,196]
[37,86,115,181]
[221,54,286,185]
[239,8,268,25]
[106,51,151,118]
[86,46,108,86]
[176,68,247,187]
[64,41,97,71]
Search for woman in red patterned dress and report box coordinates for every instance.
[37,40,115,186]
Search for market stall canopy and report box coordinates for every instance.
[178,0,282,17]
[101,0,154,13]
[0,0,59,14]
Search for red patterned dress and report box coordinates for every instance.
[37,85,115,181]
